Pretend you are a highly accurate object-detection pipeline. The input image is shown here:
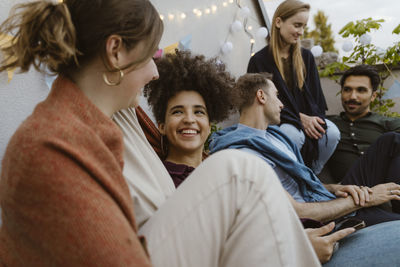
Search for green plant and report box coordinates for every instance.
[304,10,337,52]
[321,18,400,117]
[204,123,222,152]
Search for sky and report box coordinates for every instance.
[263,0,400,56]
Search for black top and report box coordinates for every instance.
[327,112,400,182]
[247,45,328,166]
[163,161,195,188]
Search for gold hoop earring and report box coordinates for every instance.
[103,68,124,86]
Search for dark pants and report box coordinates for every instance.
[341,132,400,226]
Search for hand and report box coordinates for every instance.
[305,222,355,264]
[326,184,372,206]
[364,182,400,207]
[299,113,325,139]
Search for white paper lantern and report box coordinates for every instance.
[376,47,386,58]
[221,42,233,54]
[256,27,268,39]
[342,41,353,52]
[238,6,251,18]
[230,20,243,33]
[311,45,323,57]
[360,33,372,45]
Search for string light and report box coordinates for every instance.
[156,1,265,58]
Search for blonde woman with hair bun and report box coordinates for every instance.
[248,0,340,175]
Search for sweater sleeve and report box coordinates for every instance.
[0,143,152,266]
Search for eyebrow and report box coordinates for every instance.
[343,86,369,90]
[169,104,207,111]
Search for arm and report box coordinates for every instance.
[286,182,400,222]
[305,222,355,264]
[7,145,151,266]
[323,183,372,206]
[286,192,360,222]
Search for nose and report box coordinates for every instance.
[183,112,195,123]
[349,90,357,99]
[298,27,304,36]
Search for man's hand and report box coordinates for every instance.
[299,113,325,139]
[324,184,372,206]
[305,222,355,264]
[364,182,400,207]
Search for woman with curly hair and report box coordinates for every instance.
[143,50,235,187]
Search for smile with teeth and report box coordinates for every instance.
[179,129,199,135]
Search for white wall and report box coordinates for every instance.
[0,0,51,171]
[0,0,269,168]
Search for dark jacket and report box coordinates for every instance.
[247,45,328,165]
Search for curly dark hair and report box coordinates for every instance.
[144,50,236,124]
[340,65,381,92]
[234,72,273,112]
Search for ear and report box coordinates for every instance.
[105,34,124,69]
[275,17,282,29]
[371,90,378,102]
[256,89,267,104]
[158,123,166,135]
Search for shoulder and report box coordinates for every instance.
[301,47,313,58]
[326,114,342,122]
[250,46,272,63]
[300,48,316,65]
[371,113,400,130]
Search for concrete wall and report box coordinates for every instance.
[0,0,269,167]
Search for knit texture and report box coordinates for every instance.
[0,77,151,266]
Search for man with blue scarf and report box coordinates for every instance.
[210,73,400,227]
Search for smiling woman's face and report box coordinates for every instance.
[159,90,211,157]
[276,10,309,45]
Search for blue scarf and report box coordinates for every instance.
[209,124,335,202]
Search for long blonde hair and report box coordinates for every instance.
[269,0,310,89]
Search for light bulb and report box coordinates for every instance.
[180,13,186,19]
[311,45,323,57]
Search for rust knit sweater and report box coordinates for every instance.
[0,77,151,266]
